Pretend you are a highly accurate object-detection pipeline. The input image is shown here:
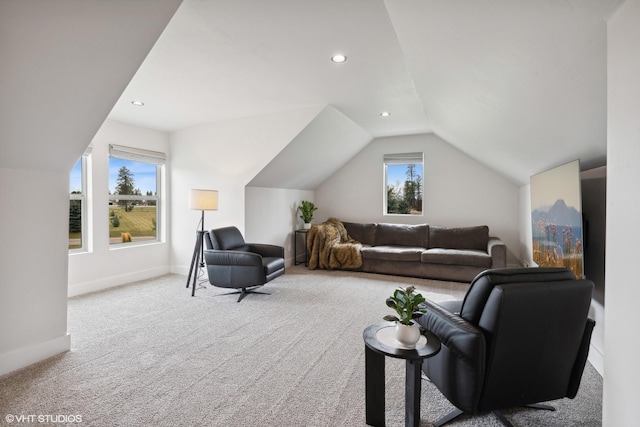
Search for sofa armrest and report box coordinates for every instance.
[204,249,263,267]
[247,243,285,258]
[487,237,506,268]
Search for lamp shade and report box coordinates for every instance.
[189,189,218,211]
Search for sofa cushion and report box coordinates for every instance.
[361,246,424,262]
[342,222,377,246]
[421,248,492,267]
[429,225,489,251]
[375,223,429,248]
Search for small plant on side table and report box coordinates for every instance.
[298,200,318,229]
[383,286,426,348]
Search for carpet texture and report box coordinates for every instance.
[0,267,602,426]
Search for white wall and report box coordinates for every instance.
[169,107,321,274]
[0,168,71,374]
[68,120,172,296]
[604,1,640,425]
[315,133,521,264]
[0,0,180,376]
[245,187,314,265]
[517,184,534,265]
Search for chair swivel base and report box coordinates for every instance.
[434,404,556,427]
[218,286,270,302]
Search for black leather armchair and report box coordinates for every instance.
[203,226,285,302]
[416,267,595,426]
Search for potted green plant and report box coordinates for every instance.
[383,286,426,348]
[298,200,318,229]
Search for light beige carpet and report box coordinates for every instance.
[0,267,602,426]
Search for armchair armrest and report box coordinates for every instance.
[487,237,506,268]
[416,299,486,412]
[247,243,285,258]
[418,299,486,367]
[204,249,263,267]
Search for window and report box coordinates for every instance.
[384,152,424,215]
[108,144,165,246]
[69,148,91,251]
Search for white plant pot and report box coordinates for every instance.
[303,222,312,229]
[395,322,421,349]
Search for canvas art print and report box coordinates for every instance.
[530,160,584,278]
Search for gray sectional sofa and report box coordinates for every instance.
[341,221,506,282]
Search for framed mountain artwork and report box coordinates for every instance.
[530,160,584,278]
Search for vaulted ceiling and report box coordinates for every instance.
[0,0,182,172]
[107,0,622,186]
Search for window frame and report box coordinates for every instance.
[383,152,424,216]
[69,150,91,253]
[108,145,165,248]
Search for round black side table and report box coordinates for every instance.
[363,321,441,427]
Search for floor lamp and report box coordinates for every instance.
[186,189,218,296]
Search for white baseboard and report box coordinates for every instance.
[68,266,171,298]
[170,265,190,276]
[0,334,71,376]
[588,343,604,376]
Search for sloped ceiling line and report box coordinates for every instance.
[247,105,373,190]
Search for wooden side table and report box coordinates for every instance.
[363,322,441,427]
[294,229,310,266]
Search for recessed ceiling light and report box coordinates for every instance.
[131,100,145,107]
[331,54,347,63]
[380,111,391,117]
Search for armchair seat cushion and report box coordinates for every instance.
[206,250,262,266]
[360,245,424,262]
[421,248,492,268]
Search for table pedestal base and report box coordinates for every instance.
[363,322,441,427]
[365,346,424,427]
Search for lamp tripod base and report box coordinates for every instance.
[186,229,207,296]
